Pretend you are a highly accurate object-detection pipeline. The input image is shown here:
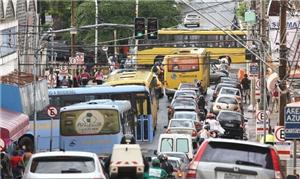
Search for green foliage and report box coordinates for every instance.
[42,0,181,50]
[236,2,247,20]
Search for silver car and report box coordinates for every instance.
[23,151,107,179]
[186,138,283,179]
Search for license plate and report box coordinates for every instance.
[225,123,235,127]
[224,173,246,179]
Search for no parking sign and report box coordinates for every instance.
[256,110,269,135]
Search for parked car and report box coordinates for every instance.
[212,83,241,101]
[219,87,242,103]
[173,111,202,131]
[183,14,201,27]
[186,138,283,179]
[156,133,194,160]
[210,66,228,84]
[211,95,241,115]
[216,110,246,139]
[23,151,107,179]
[166,119,198,141]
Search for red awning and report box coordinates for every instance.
[0,108,30,146]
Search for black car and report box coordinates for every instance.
[216,110,246,139]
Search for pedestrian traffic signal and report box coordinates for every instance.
[134,17,145,39]
[147,18,158,40]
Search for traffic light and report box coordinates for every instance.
[147,18,158,39]
[134,17,145,39]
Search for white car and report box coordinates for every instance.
[173,111,201,131]
[211,94,241,115]
[23,151,107,179]
[219,87,242,103]
[166,119,198,140]
[183,14,201,27]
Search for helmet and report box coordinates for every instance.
[206,113,216,120]
[152,158,161,167]
[120,134,136,144]
[157,153,168,162]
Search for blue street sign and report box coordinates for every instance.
[250,63,259,75]
[284,106,300,139]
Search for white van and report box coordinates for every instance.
[156,134,194,160]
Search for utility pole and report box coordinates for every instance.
[95,0,98,64]
[278,0,287,126]
[259,0,267,143]
[134,0,139,66]
[71,0,77,57]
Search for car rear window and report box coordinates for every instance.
[218,112,242,121]
[217,97,238,104]
[30,156,95,173]
[201,142,273,169]
[174,113,196,120]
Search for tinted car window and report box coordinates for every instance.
[217,97,237,104]
[201,142,273,169]
[161,138,173,152]
[174,113,196,120]
[218,112,242,121]
[30,156,95,173]
[176,139,189,153]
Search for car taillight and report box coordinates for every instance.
[270,148,283,179]
[216,105,221,109]
[187,141,208,179]
[192,130,197,137]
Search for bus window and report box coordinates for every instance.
[167,57,199,72]
[137,98,147,116]
[60,109,120,136]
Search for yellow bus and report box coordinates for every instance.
[137,28,247,65]
[104,70,162,132]
[163,48,210,98]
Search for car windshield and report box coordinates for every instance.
[174,113,196,120]
[217,97,237,104]
[201,142,273,169]
[30,156,95,173]
[170,120,193,128]
[218,112,242,121]
[172,101,196,108]
[216,84,236,93]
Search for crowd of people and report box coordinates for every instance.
[0,143,32,179]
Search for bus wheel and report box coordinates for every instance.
[19,136,34,152]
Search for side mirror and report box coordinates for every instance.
[164,126,168,129]
[154,150,157,155]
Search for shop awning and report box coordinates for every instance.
[0,108,29,146]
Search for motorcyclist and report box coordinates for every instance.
[205,113,225,137]
[198,124,211,145]
[157,154,173,176]
[145,158,168,179]
[196,80,205,95]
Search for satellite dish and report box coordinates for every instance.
[102,46,108,52]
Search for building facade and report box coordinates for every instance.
[0,0,38,76]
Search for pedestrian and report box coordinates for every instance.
[60,76,69,87]
[271,85,280,113]
[1,141,13,179]
[73,72,80,87]
[10,149,24,179]
[80,70,90,86]
[67,76,73,88]
[22,146,32,168]
[241,74,251,104]
[94,69,104,85]
[196,80,204,95]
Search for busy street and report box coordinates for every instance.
[1,0,300,179]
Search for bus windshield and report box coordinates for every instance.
[60,109,120,136]
[167,56,199,72]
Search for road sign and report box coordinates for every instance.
[274,142,291,160]
[47,106,58,118]
[255,79,260,90]
[275,126,285,142]
[256,110,269,135]
[256,110,269,122]
[47,73,57,88]
[284,106,300,139]
[249,63,259,75]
